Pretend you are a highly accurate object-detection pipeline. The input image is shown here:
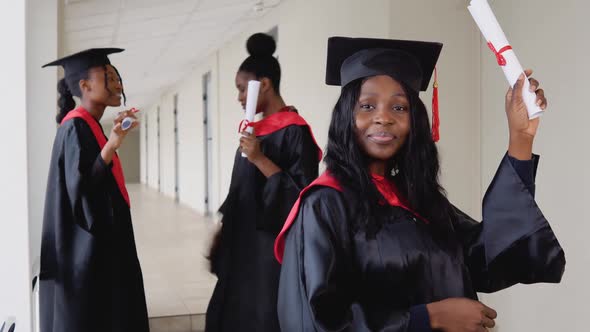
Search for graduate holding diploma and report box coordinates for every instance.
[39,48,148,332]
[205,32,321,332]
[275,36,564,332]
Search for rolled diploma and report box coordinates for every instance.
[121,117,134,130]
[241,80,260,157]
[468,0,543,119]
[121,108,140,131]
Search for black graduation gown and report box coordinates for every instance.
[39,117,149,332]
[278,154,565,331]
[206,123,320,332]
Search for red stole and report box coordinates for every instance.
[240,107,323,161]
[61,107,130,207]
[274,172,427,263]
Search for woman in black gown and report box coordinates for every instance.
[206,33,321,332]
[275,37,565,332]
[40,48,149,332]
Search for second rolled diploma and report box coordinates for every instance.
[241,80,261,158]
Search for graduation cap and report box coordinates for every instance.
[326,37,443,141]
[42,48,124,76]
[42,48,126,103]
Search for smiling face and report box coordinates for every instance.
[81,64,123,107]
[354,75,411,168]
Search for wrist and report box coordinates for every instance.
[101,141,117,162]
[509,131,534,145]
[250,153,266,165]
[105,141,117,152]
[508,133,533,160]
[426,302,442,330]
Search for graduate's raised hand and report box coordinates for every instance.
[239,128,263,163]
[109,108,140,150]
[505,69,547,160]
[101,108,140,164]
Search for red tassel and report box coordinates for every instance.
[431,67,440,142]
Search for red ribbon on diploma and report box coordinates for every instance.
[238,119,252,133]
[487,42,512,66]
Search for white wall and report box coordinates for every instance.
[173,71,207,212]
[122,129,141,183]
[172,59,221,212]
[145,103,160,189]
[140,54,221,212]
[157,94,177,198]
[140,113,147,183]
[479,1,588,331]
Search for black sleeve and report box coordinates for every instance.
[507,154,538,196]
[63,120,112,233]
[278,188,426,332]
[453,153,565,293]
[259,125,319,234]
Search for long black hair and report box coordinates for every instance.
[324,78,454,237]
[55,64,126,124]
[238,33,281,95]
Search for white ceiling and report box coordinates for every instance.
[62,0,281,119]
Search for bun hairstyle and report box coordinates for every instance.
[239,33,281,95]
[246,32,276,56]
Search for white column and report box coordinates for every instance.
[0,0,32,331]
[0,0,58,330]
[27,0,59,283]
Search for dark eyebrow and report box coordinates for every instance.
[359,92,378,96]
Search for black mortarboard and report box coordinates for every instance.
[42,48,124,78]
[326,37,444,142]
[325,37,442,92]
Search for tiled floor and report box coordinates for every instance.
[148,314,205,332]
[128,184,218,320]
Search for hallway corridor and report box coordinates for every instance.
[128,184,217,330]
